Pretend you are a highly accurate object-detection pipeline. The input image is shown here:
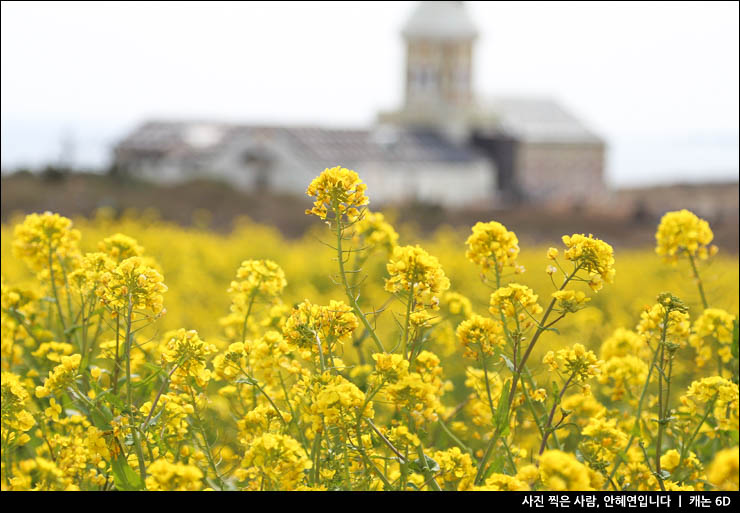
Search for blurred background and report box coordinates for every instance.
[2,1,738,250]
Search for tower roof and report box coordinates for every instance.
[402,1,478,41]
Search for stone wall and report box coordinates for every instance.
[515,142,606,203]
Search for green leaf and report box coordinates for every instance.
[501,355,516,374]
[731,319,738,359]
[93,388,127,414]
[143,404,166,430]
[484,454,505,480]
[494,382,511,434]
[729,430,739,444]
[409,455,440,474]
[111,453,145,491]
[132,369,163,391]
[90,404,114,430]
[64,323,83,336]
[551,381,560,400]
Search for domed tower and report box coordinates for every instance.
[403,1,477,111]
[379,2,479,138]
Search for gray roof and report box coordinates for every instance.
[115,122,483,164]
[485,97,603,144]
[402,1,478,41]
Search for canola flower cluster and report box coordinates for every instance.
[0,167,738,492]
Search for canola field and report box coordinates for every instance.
[1,166,738,491]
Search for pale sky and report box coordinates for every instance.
[1,1,738,186]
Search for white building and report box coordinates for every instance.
[114,1,604,207]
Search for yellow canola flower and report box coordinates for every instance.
[305,166,369,221]
[228,259,287,314]
[637,300,690,348]
[598,355,648,402]
[680,376,739,432]
[655,209,716,263]
[689,308,736,367]
[384,370,444,424]
[306,372,371,432]
[539,450,600,491]
[477,473,530,491]
[489,283,542,327]
[372,352,409,382]
[12,212,81,275]
[238,433,312,490]
[145,458,204,491]
[579,417,628,465]
[443,291,473,318]
[31,341,75,363]
[68,252,114,296]
[283,299,358,354]
[97,256,167,317]
[552,290,591,313]
[706,447,739,491]
[456,314,505,359]
[98,233,144,263]
[160,328,217,386]
[351,210,399,255]
[385,244,450,310]
[237,404,292,443]
[600,327,650,361]
[660,449,703,482]
[561,233,615,291]
[35,354,81,398]
[465,221,520,274]
[1,372,36,438]
[543,344,602,384]
[433,447,476,491]
[2,176,740,493]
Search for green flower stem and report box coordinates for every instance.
[687,253,709,309]
[2,430,14,485]
[314,331,327,373]
[539,372,575,456]
[481,354,496,418]
[520,372,548,441]
[124,298,147,482]
[365,417,406,463]
[253,381,288,427]
[679,393,718,467]
[240,292,257,345]
[605,320,664,488]
[507,267,579,413]
[354,416,393,490]
[310,432,322,486]
[112,315,122,395]
[437,417,474,457]
[402,287,414,359]
[654,310,671,492]
[501,438,518,475]
[475,267,580,485]
[335,211,385,354]
[142,363,181,431]
[47,241,69,341]
[188,387,226,490]
[474,427,502,485]
[57,254,76,343]
[406,414,442,491]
